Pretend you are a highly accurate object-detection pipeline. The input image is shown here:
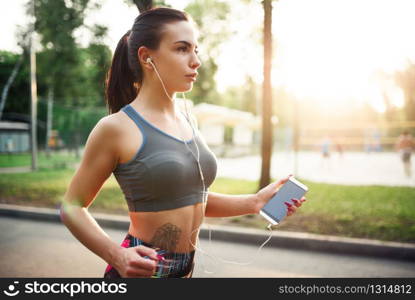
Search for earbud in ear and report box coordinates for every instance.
[146,57,152,64]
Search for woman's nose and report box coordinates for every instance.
[191,54,201,69]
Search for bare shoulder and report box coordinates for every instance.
[95,111,132,142]
[85,112,125,160]
[95,112,124,135]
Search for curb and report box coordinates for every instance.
[1,203,414,262]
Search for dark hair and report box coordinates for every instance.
[105,4,190,114]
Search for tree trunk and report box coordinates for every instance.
[75,110,81,159]
[0,54,24,120]
[405,92,415,122]
[45,88,54,157]
[259,0,273,189]
[293,97,299,176]
[30,32,38,171]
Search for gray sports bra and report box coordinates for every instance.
[112,104,217,212]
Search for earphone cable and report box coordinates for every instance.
[147,57,274,272]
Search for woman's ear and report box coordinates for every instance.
[137,46,153,70]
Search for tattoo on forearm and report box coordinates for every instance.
[150,223,182,252]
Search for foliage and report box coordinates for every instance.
[184,0,231,105]
[33,0,88,100]
[0,51,31,115]
[31,0,112,108]
[395,61,415,122]
[1,0,112,149]
[221,76,260,115]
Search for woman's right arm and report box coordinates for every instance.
[60,117,158,277]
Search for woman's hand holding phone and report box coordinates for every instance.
[254,174,307,217]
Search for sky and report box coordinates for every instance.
[0,0,190,52]
[1,0,415,112]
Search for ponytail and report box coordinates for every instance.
[105,3,189,115]
[105,30,138,114]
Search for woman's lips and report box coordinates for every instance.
[185,75,197,81]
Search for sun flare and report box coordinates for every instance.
[270,0,415,112]
[216,0,415,113]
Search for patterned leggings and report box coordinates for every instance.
[104,233,195,278]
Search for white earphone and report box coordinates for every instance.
[146,57,156,69]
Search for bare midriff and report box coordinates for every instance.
[127,202,204,253]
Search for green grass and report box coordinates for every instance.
[0,168,129,214]
[0,165,414,243]
[0,152,80,169]
[268,180,415,243]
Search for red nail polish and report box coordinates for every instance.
[156,255,165,261]
[284,202,292,207]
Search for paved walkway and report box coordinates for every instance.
[0,166,31,173]
[217,151,415,187]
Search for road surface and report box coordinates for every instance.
[1,216,414,278]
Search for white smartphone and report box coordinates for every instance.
[259,176,308,226]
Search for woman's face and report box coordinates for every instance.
[149,21,201,93]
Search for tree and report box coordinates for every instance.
[184,0,231,105]
[259,0,273,189]
[0,51,31,118]
[0,55,24,120]
[33,0,92,102]
[220,76,260,114]
[395,62,415,122]
[1,1,112,156]
[32,0,89,156]
[31,0,111,156]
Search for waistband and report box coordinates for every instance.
[125,233,195,278]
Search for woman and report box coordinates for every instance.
[60,3,306,278]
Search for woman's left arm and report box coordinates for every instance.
[205,175,306,218]
[204,192,259,217]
